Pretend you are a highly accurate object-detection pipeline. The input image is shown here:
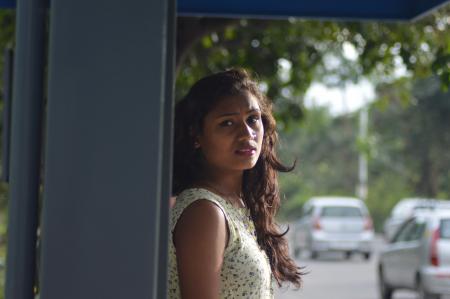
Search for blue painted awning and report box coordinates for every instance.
[177,0,450,20]
[1,0,449,20]
[0,0,13,8]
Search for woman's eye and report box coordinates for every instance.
[247,115,260,124]
[220,120,233,127]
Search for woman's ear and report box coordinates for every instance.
[189,126,201,149]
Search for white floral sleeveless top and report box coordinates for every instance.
[168,188,274,298]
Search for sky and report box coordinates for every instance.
[302,41,388,116]
[304,79,376,116]
[276,41,407,116]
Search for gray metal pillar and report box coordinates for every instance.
[39,0,175,298]
[157,0,176,296]
[5,0,46,298]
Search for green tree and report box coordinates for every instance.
[277,107,360,220]
[371,76,450,198]
[0,10,14,96]
[176,5,449,126]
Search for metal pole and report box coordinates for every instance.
[157,0,176,296]
[357,103,368,200]
[39,0,173,297]
[5,0,46,298]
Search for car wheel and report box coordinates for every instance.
[363,252,371,261]
[378,268,393,299]
[310,250,318,260]
[345,251,352,260]
[417,277,440,299]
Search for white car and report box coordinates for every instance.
[383,198,450,241]
[292,196,374,260]
[378,209,450,299]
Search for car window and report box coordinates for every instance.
[320,206,363,218]
[404,222,425,242]
[392,218,425,242]
[441,219,450,239]
[392,219,415,243]
[301,206,314,218]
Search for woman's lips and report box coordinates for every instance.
[235,148,257,156]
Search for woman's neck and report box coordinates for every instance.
[195,169,244,207]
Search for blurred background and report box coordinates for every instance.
[0,3,449,299]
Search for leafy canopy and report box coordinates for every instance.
[176,6,449,126]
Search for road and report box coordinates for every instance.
[274,235,449,299]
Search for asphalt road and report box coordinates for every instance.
[274,235,449,299]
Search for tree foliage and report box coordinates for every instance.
[0,10,14,101]
[277,107,359,220]
[176,5,449,126]
[371,77,450,198]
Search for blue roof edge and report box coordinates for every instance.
[1,0,449,22]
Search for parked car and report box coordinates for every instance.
[292,196,374,260]
[378,209,450,299]
[383,198,450,241]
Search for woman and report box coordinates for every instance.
[169,69,303,298]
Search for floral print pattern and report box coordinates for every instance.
[168,188,274,298]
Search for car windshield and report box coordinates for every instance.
[441,219,450,239]
[320,206,363,218]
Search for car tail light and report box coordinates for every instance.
[364,217,373,231]
[430,228,440,266]
[313,217,322,230]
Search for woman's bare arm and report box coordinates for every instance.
[173,200,228,299]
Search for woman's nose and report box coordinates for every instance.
[238,122,256,140]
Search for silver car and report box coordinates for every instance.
[383,198,450,241]
[378,209,450,299]
[292,196,374,260]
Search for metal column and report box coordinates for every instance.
[158,0,176,296]
[39,0,175,298]
[4,0,46,298]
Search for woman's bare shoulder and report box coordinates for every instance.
[173,199,228,298]
[174,198,227,246]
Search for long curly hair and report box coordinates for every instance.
[172,68,303,287]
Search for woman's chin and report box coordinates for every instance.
[239,159,259,170]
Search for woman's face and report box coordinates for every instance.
[196,92,264,175]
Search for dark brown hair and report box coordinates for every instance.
[172,68,303,287]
